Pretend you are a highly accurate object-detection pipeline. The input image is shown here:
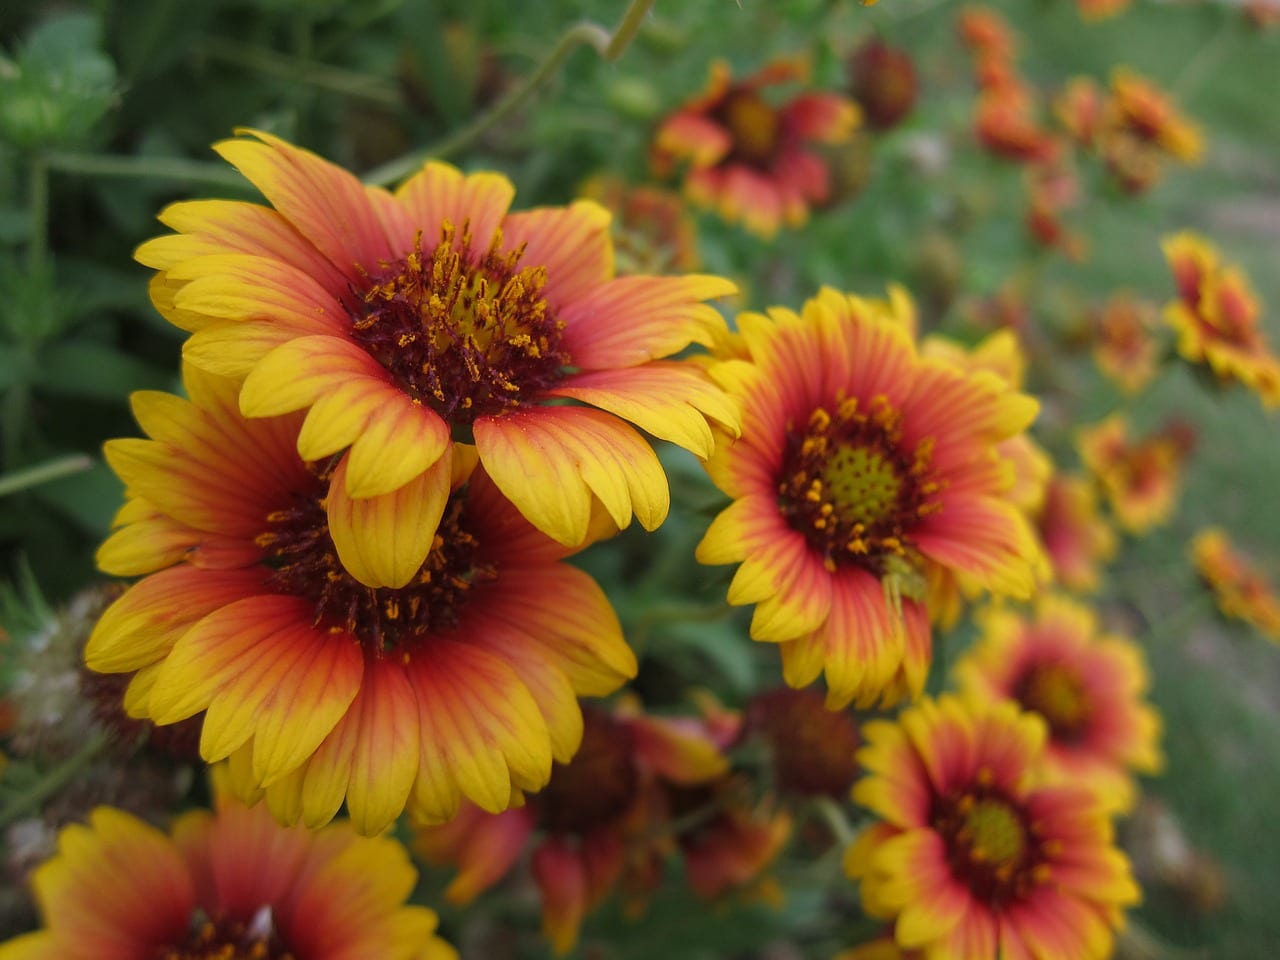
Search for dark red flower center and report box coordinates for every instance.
[745,686,859,798]
[778,395,942,581]
[157,912,293,960]
[348,222,571,428]
[256,469,496,653]
[539,708,639,834]
[931,778,1048,907]
[718,90,782,167]
[1014,660,1092,742]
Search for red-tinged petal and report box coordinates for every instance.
[501,201,613,309]
[745,534,833,642]
[783,92,860,143]
[816,567,905,710]
[551,362,740,458]
[184,320,324,380]
[559,274,736,371]
[34,809,193,956]
[85,567,268,674]
[343,395,451,499]
[629,715,729,784]
[475,406,669,546]
[147,594,312,725]
[339,658,423,836]
[655,111,734,168]
[478,564,636,696]
[96,500,201,576]
[935,902,998,959]
[915,501,1037,599]
[393,162,515,247]
[238,334,392,419]
[214,130,398,282]
[531,840,590,956]
[146,199,351,290]
[326,449,452,588]
[167,254,346,333]
[437,807,535,904]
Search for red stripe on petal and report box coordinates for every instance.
[501,201,613,309]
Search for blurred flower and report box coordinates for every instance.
[1053,76,1104,149]
[578,175,700,273]
[1078,415,1192,535]
[86,365,636,834]
[138,130,738,562]
[1103,68,1203,164]
[955,596,1163,812]
[1161,232,1280,409]
[1036,473,1119,593]
[849,40,918,132]
[836,937,919,960]
[697,287,1040,708]
[744,686,860,799]
[0,780,456,960]
[1191,528,1280,641]
[653,57,860,237]
[1077,0,1131,21]
[1092,293,1161,395]
[957,6,1018,61]
[415,702,782,955]
[848,695,1140,960]
[974,90,1060,164]
[1025,161,1087,260]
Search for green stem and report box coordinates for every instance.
[42,151,248,189]
[809,795,856,847]
[0,732,109,828]
[364,0,655,186]
[199,36,401,106]
[0,454,94,497]
[27,156,48,274]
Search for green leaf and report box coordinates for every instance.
[34,341,168,400]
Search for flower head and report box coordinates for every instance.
[849,40,918,132]
[1092,293,1161,395]
[87,365,636,834]
[1078,415,1191,535]
[1035,473,1118,592]
[578,175,700,274]
[1192,528,1280,641]
[1161,231,1280,408]
[849,695,1140,960]
[744,686,860,799]
[1104,68,1203,164]
[654,58,860,237]
[0,782,456,960]
[697,287,1040,708]
[955,596,1163,811]
[138,131,739,581]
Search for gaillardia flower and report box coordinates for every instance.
[1077,415,1192,535]
[653,58,860,238]
[137,130,739,585]
[0,783,456,960]
[1092,293,1161,396]
[697,287,1040,708]
[86,365,636,834]
[955,596,1163,812]
[849,695,1140,960]
[1161,232,1280,409]
[1192,528,1280,642]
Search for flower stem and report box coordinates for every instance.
[0,453,94,497]
[364,0,655,187]
[42,151,248,189]
[0,732,109,829]
[199,36,401,106]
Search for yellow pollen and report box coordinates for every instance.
[1018,662,1091,738]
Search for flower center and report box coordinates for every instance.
[778,395,942,576]
[256,470,496,653]
[349,223,571,427]
[1015,661,1091,742]
[746,687,859,799]
[538,708,639,834]
[157,911,293,960]
[932,781,1046,907]
[720,91,781,166]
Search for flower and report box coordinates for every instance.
[1053,77,1104,149]
[1191,528,1280,641]
[0,782,457,960]
[957,6,1018,62]
[1077,0,1131,21]
[1161,231,1280,408]
[974,90,1060,164]
[1077,415,1191,535]
[849,40,918,132]
[697,287,1040,708]
[1092,293,1161,395]
[1103,68,1203,165]
[653,58,860,237]
[137,130,739,582]
[744,686,860,799]
[414,702,751,955]
[1035,474,1118,593]
[577,175,700,274]
[848,695,1140,960]
[955,596,1163,812]
[86,364,636,834]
